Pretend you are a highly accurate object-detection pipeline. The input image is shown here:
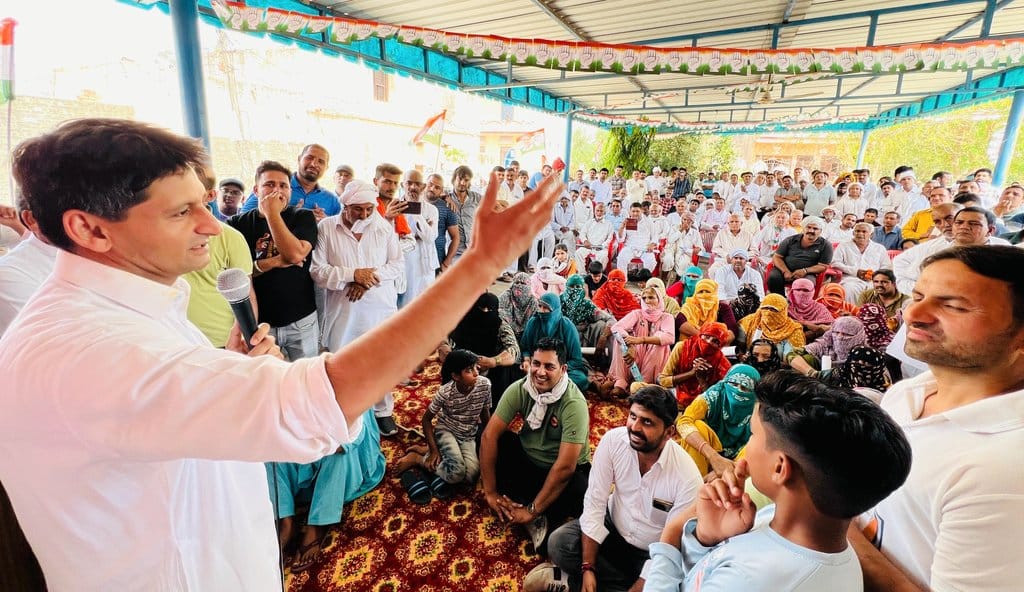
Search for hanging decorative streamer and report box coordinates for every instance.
[209,1,1024,77]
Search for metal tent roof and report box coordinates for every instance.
[127,0,1024,133]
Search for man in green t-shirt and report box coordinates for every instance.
[480,337,591,556]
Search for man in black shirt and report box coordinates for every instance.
[768,216,833,295]
[228,161,319,360]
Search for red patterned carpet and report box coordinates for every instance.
[284,359,626,592]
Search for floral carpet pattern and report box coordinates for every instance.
[285,359,626,592]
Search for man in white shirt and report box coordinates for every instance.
[825,213,857,243]
[551,194,577,257]
[396,170,438,307]
[616,202,657,273]
[646,202,672,244]
[857,168,882,208]
[833,182,869,220]
[850,245,1024,592]
[832,223,891,303]
[0,118,563,591]
[891,172,926,221]
[573,186,594,233]
[575,202,615,272]
[538,386,702,592]
[712,171,732,203]
[0,195,58,336]
[497,166,525,206]
[590,168,613,205]
[664,213,702,282]
[625,170,647,204]
[645,166,667,200]
[708,214,754,275]
[972,167,1002,208]
[713,249,764,301]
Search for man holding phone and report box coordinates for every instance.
[397,170,438,308]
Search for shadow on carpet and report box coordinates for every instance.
[284,358,627,592]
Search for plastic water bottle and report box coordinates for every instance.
[614,331,645,383]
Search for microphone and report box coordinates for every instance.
[216,268,258,345]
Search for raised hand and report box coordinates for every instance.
[694,459,755,547]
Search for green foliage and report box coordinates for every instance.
[599,127,657,171]
[646,133,738,173]
[570,126,607,171]
[823,98,1024,182]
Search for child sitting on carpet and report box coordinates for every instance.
[643,371,911,591]
[396,350,492,503]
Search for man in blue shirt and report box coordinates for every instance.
[871,211,903,250]
[240,144,341,221]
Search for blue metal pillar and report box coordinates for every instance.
[856,128,870,168]
[169,0,211,149]
[993,89,1024,187]
[563,111,574,182]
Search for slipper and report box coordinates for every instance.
[400,469,432,505]
[429,475,453,500]
[290,538,322,573]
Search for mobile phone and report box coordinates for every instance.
[403,201,422,215]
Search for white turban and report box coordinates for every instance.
[802,216,825,230]
[340,179,378,205]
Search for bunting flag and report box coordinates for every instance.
[515,129,545,153]
[0,18,15,104]
[411,109,446,145]
[207,1,1024,76]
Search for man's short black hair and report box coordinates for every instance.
[922,245,1024,328]
[872,268,896,283]
[255,160,292,183]
[865,208,878,215]
[755,371,912,519]
[894,165,914,177]
[974,167,993,176]
[932,171,951,181]
[12,118,207,251]
[953,192,981,206]
[440,349,479,385]
[533,337,567,365]
[954,205,997,229]
[588,260,604,274]
[600,167,609,174]
[628,386,679,428]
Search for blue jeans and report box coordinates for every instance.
[270,311,319,361]
[434,428,479,485]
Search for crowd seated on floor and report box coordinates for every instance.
[2,146,1023,592]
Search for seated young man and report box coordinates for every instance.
[479,337,592,556]
[644,371,911,591]
[526,386,703,592]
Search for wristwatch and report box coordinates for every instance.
[527,502,537,515]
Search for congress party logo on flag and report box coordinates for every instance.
[1,18,15,104]
[411,110,447,145]
[516,129,545,153]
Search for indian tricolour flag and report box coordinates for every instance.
[0,19,15,104]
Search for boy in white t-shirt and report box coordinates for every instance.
[644,371,911,591]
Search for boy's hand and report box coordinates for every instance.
[425,448,441,471]
[694,459,755,547]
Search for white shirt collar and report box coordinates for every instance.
[53,250,189,320]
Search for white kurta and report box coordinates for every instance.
[831,240,892,303]
[0,252,353,592]
[311,214,405,352]
[713,264,765,300]
[399,202,439,307]
[0,233,58,336]
[616,217,657,271]
[664,227,703,275]
[575,218,615,269]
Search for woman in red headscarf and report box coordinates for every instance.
[816,283,859,318]
[592,269,640,320]
[658,322,732,409]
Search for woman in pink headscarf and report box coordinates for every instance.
[786,277,833,342]
[600,286,676,398]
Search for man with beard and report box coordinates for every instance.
[767,217,833,295]
[424,173,460,273]
[849,246,1024,592]
[856,269,909,325]
[480,338,591,558]
[310,181,404,437]
[396,170,438,307]
[528,386,702,592]
[832,222,891,303]
[240,144,340,221]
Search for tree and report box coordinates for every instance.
[570,125,607,172]
[647,133,738,173]
[599,127,657,171]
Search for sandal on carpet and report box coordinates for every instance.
[429,475,453,500]
[290,537,324,573]
[400,469,432,505]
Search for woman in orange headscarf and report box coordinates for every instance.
[816,283,859,319]
[658,322,732,409]
[737,293,806,357]
[592,269,640,320]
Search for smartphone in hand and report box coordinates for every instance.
[403,201,422,215]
